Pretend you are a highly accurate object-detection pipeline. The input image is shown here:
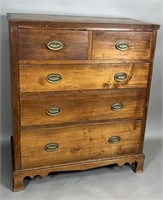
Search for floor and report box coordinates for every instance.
[0,124,162,200]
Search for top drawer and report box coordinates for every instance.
[18,29,88,60]
[92,31,152,60]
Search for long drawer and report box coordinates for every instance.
[20,90,146,127]
[20,120,142,169]
[20,63,150,92]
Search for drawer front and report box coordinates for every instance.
[20,90,145,126]
[92,31,152,60]
[21,120,142,169]
[19,29,88,60]
[20,63,149,92]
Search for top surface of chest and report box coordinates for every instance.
[8,13,159,30]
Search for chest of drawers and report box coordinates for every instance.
[8,13,160,191]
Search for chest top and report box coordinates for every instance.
[8,13,159,31]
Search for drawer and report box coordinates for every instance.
[20,120,142,169]
[18,29,88,60]
[20,90,145,127]
[92,31,152,60]
[20,63,150,92]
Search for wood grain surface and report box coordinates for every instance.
[19,29,88,60]
[20,90,146,127]
[92,31,152,60]
[20,63,150,92]
[9,26,21,170]
[20,120,142,169]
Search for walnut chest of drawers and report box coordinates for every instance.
[8,13,160,191]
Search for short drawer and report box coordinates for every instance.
[20,120,142,169]
[92,31,152,60]
[20,63,150,92]
[20,90,146,127]
[18,29,88,60]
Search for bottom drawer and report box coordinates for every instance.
[21,120,142,169]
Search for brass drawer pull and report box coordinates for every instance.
[109,136,121,144]
[111,103,123,111]
[114,72,128,82]
[45,143,59,152]
[47,40,64,51]
[115,41,129,51]
[47,107,61,116]
[46,74,62,83]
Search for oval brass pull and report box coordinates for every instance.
[47,41,64,51]
[45,143,59,152]
[46,74,62,83]
[114,72,128,82]
[47,107,61,116]
[109,136,121,144]
[111,103,123,111]
[115,41,129,51]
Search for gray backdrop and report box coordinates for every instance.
[0,0,162,199]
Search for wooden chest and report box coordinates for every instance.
[8,13,160,191]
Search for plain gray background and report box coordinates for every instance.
[0,0,163,199]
